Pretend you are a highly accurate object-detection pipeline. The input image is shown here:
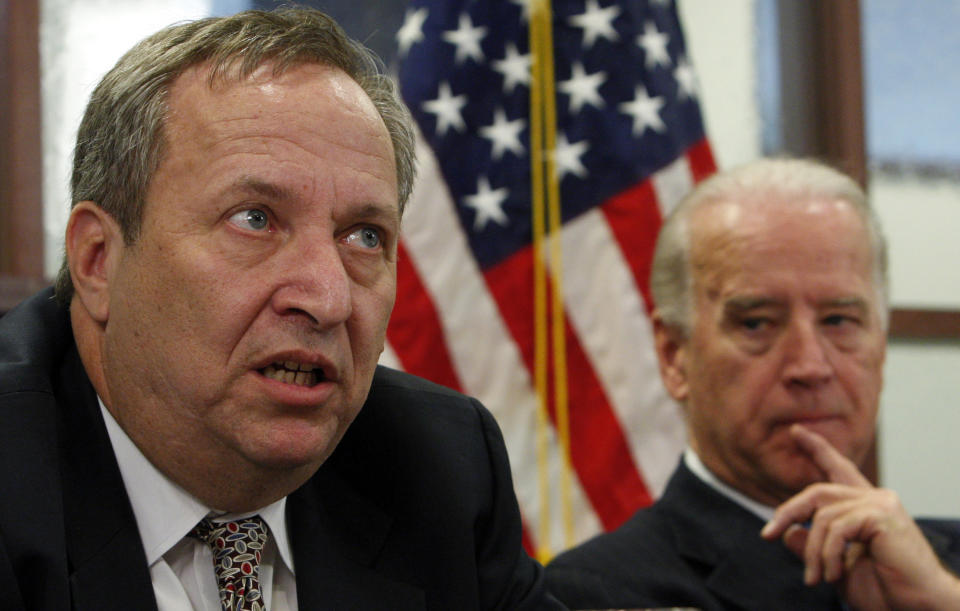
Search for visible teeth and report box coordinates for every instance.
[261,362,319,386]
[280,360,315,372]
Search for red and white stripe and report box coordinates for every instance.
[384,127,716,554]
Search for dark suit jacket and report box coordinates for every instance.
[545,459,960,610]
[0,289,563,610]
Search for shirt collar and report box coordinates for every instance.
[99,399,296,573]
[683,447,776,522]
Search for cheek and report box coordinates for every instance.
[837,348,885,405]
[349,277,396,341]
[689,344,754,405]
[128,245,261,364]
[695,357,779,439]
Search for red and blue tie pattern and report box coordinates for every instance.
[193,516,269,611]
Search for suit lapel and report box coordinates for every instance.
[664,462,841,610]
[56,346,157,611]
[288,462,425,609]
[700,532,839,610]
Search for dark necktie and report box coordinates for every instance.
[193,515,270,611]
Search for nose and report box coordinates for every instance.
[270,236,352,330]
[781,319,834,388]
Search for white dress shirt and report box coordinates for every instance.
[683,447,776,523]
[100,401,299,610]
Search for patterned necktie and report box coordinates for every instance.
[192,516,270,611]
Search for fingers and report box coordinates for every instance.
[844,542,866,575]
[770,487,914,588]
[761,482,855,540]
[812,500,869,584]
[773,496,873,586]
[760,425,872,539]
[759,430,951,607]
[781,523,808,559]
[789,424,870,487]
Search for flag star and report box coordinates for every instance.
[510,0,531,21]
[397,7,429,57]
[568,0,621,49]
[553,133,590,181]
[464,176,510,230]
[442,12,487,64]
[558,62,607,113]
[637,21,671,68]
[422,81,467,136]
[674,56,699,99]
[492,43,531,94]
[480,108,526,160]
[619,85,666,136]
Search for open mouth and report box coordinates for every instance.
[259,361,324,387]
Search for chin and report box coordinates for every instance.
[243,422,345,472]
[255,445,328,470]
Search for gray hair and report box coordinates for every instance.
[650,157,889,335]
[55,7,416,303]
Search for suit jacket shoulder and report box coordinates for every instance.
[0,289,73,610]
[290,365,561,610]
[545,460,841,611]
[0,289,157,611]
[917,517,960,575]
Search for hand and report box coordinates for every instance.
[761,424,960,610]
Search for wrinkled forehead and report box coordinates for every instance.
[161,59,394,170]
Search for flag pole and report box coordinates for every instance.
[539,0,574,550]
[529,0,551,564]
[530,0,574,562]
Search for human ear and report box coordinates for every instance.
[65,201,123,323]
[653,313,689,402]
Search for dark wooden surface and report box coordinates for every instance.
[0,0,43,278]
[890,308,960,340]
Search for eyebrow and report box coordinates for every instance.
[232,177,295,201]
[228,177,400,222]
[723,296,783,313]
[818,296,869,311]
[351,201,401,224]
[723,295,870,314]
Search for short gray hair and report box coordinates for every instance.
[55,7,416,303]
[650,157,889,335]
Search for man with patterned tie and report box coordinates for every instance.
[0,8,561,610]
[545,158,960,610]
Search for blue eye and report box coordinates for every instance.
[345,227,382,249]
[229,208,270,231]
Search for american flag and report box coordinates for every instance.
[379,0,716,558]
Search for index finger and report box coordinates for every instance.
[790,424,870,487]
